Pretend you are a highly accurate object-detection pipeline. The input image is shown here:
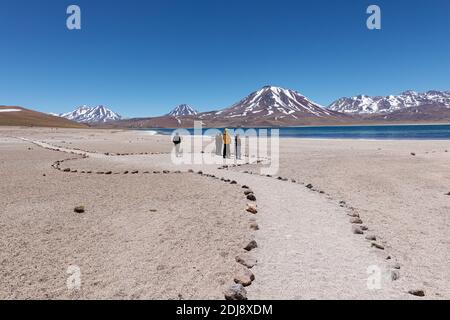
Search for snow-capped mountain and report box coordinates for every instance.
[200,86,339,122]
[328,90,450,114]
[59,105,122,123]
[167,104,198,117]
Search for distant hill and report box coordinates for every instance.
[59,105,122,123]
[166,104,198,117]
[0,106,87,128]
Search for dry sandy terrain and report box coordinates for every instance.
[1,127,448,299]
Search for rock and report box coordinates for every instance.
[131,170,139,174]
[242,185,249,189]
[360,225,369,231]
[352,225,364,234]
[244,190,254,196]
[291,179,296,183]
[411,152,416,156]
[408,289,425,297]
[123,171,129,174]
[197,171,203,175]
[348,212,360,218]
[153,171,160,174]
[230,180,237,185]
[246,204,258,214]
[188,169,194,173]
[244,240,257,251]
[63,168,71,172]
[249,222,259,230]
[224,283,247,300]
[246,194,256,201]
[365,234,376,241]
[74,206,85,213]
[350,217,363,224]
[306,184,313,189]
[391,270,400,281]
[234,269,255,287]
[96,171,104,174]
[105,171,112,175]
[235,254,257,268]
[371,242,384,250]
[42,174,46,177]
[391,262,401,270]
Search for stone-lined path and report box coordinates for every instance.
[17,137,408,299]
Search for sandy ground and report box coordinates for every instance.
[1,127,449,299]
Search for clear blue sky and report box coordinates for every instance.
[0,0,449,117]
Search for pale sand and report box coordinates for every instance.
[1,127,449,299]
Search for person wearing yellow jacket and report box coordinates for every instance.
[223,128,231,159]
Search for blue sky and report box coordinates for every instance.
[0,0,449,117]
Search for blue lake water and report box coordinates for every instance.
[142,124,450,140]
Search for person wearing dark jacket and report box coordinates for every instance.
[173,133,182,157]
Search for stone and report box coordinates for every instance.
[105,171,112,175]
[411,152,416,156]
[96,171,104,174]
[163,170,170,174]
[123,171,129,174]
[360,225,369,231]
[371,242,384,250]
[63,168,71,172]
[230,180,237,185]
[391,270,400,281]
[244,190,253,196]
[306,184,313,189]
[224,283,247,300]
[246,204,258,214]
[352,225,364,234]
[348,212,360,218]
[244,240,258,251]
[188,169,194,173]
[391,262,401,269]
[131,170,139,174]
[365,234,376,241]
[234,269,255,287]
[246,194,256,201]
[408,289,425,297]
[350,217,363,224]
[235,254,257,268]
[74,206,85,213]
[249,222,259,231]
[197,171,203,175]
[242,185,249,189]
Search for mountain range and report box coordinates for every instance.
[329,90,450,114]
[113,87,450,128]
[4,87,450,128]
[59,105,122,123]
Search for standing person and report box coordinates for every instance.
[173,132,182,157]
[215,133,223,156]
[223,128,231,159]
[235,134,242,160]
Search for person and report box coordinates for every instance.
[223,128,231,159]
[172,132,182,157]
[235,134,242,160]
[215,133,223,156]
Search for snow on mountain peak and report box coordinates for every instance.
[59,105,122,123]
[167,104,198,117]
[207,85,334,120]
[328,90,450,114]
